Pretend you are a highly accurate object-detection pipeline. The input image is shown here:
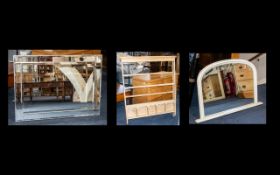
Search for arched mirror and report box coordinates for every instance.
[196,59,263,123]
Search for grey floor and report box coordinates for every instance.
[189,84,266,124]
[8,71,107,125]
[117,93,180,125]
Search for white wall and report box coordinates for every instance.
[239,53,266,85]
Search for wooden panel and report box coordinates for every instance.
[126,106,137,118]
[238,90,254,98]
[15,73,34,83]
[176,73,179,90]
[235,70,253,81]
[125,100,175,119]
[148,105,156,115]
[123,72,173,77]
[132,93,173,104]
[116,91,131,102]
[237,80,254,91]
[233,63,254,98]
[204,90,215,100]
[132,72,174,103]
[8,63,14,88]
[133,86,173,95]
[120,56,176,62]
[234,63,251,71]
[166,102,175,112]
[8,63,13,74]
[231,53,240,59]
[8,74,14,88]
[137,106,148,116]
[202,74,222,100]
[156,103,165,113]
[234,64,253,81]
[32,50,101,55]
[133,73,172,83]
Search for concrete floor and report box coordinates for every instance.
[117,93,180,125]
[8,71,107,125]
[189,84,266,124]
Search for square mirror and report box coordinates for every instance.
[13,55,102,122]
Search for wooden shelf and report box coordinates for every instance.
[126,91,175,98]
[123,72,173,77]
[125,83,175,90]
[126,100,176,119]
[32,50,102,55]
[120,56,177,124]
[120,56,176,62]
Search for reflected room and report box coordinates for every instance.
[8,50,107,125]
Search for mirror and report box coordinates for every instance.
[202,63,254,115]
[196,59,263,123]
[14,55,102,122]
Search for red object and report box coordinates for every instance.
[227,72,236,96]
[224,77,231,96]
[223,72,236,97]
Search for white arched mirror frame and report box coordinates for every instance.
[196,59,263,123]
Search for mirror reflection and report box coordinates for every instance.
[14,55,102,121]
[202,63,254,115]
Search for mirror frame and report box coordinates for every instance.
[196,59,263,123]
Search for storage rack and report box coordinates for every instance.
[120,56,177,124]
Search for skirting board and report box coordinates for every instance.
[195,102,263,123]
